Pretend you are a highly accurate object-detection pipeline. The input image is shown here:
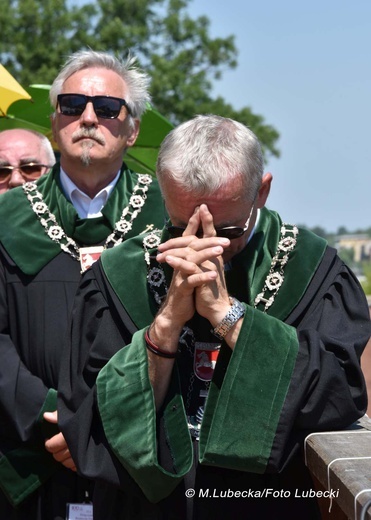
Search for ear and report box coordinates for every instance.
[126,118,140,147]
[256,172,272,209]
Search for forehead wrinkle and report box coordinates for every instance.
[0,157,41,167]
[19,157,41,164]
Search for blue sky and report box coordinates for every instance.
[72,0,370,232]
[187,0,371,232]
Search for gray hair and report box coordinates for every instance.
[49,49,151,123]
[156,115,264,202]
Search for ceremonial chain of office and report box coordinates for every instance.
[22,174,153,261]
[143,223,299,315]
[254,224,299,312]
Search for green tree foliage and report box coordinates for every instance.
[0,0,280,160]
[336,226,348,236]
[361,263,371,296]
[308,226,327,239]
[337,247,355,267]
[0,0,97,85]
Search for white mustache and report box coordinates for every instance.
[72,128,106,145]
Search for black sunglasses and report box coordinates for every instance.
[166,202,256,240]
[0,163,53,181]
[57,93,132,119]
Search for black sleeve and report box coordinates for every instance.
[58,261,142,493]
[0,247,50,444]
[268,249,370,470]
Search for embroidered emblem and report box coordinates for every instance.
[80,246,105,273]
[194,342,221,381]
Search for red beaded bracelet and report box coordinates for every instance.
[144,328,177,359]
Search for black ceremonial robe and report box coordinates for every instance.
[0,164,164,519]
[58,207,370,520]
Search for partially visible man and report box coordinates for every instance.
[0,128,55,194]
[0,50,164,519]
[58,115,370,519]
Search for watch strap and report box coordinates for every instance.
[212,297,245,340]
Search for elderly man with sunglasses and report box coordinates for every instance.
[57,115,370,520]
[0,128,55,194]
[0,50,164,520]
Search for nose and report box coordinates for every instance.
[8,169,25,189]
[80,101,99,126]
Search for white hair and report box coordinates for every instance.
[156,115,264,201]
[35,131,55,165]
[49,49,151,124]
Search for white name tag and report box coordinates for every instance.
[66,503,93,520]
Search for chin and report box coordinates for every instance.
[222,252,234,263]
[79,154,91,167]
[223,246,245,263]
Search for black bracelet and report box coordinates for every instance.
[144,328,177,359]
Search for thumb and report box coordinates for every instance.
[43,410,58,423]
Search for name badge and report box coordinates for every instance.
[66,503,93,520]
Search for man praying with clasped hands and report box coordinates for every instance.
[58,114,370,520]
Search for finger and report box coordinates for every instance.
[182,206,201,236]
[160,245,225,271]
[51,447,71,462]
[165,257,221,285]
[157,237,229,260]
[184,270,218,287]
[54,452,76,470]
[43,410,58,423]
[158,231,224,252]
[45,432,66,453]
[158,235,200,252]
[198,204,216,238]
[168,264,218,289]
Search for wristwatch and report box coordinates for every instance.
[212,297,246,340]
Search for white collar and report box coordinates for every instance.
[59,167,121,218]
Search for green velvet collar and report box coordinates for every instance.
[0,163,158,275]
[101,207,327,324]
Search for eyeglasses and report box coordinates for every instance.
[0,163,53,182]
[166,202,255,240]
[57,93,132,119]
